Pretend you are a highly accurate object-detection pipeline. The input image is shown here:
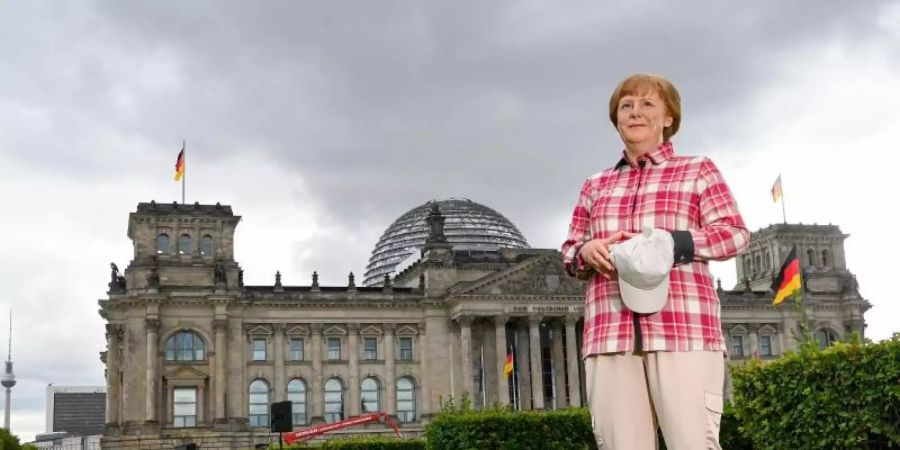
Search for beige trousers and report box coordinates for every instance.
[584,351,725,450]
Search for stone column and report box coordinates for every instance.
[166,383,174,425]
[418,321,431,415]
[459,316,475,399]
[528,315,545,410]
[274,324,286,402]
[348,324,360,416]
[515,322,531,409]
[564,315,581,407]
[493,316,510,406]
[749,325,760,357]
[197,385,206,424]
[213,319,228,422]
[551,321,566,410]
[311,324,324,421]
[384,323,396,415]
[105,324,121,425]
[145,319,160,423]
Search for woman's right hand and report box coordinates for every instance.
[579,231,631,280]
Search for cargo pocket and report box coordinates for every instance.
[704,392,723,450]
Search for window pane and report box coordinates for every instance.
[157,234,169,254]
[174,403,195,416]
[760,336,772,356]
[185,416,196,427]
[173,389,196,402]
[253,339,267,361]
[328,338,341,360]
[399,338,413,360]
[201,235,214,256]
[174,417,185,427]
[179,234,191,254]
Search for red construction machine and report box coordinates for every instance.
[282,412,402,445]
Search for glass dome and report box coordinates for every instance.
[363,198,529,286]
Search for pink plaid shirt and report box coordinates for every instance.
[562,142,749,356]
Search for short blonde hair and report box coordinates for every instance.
[608,74,682,142]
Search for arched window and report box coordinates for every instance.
[164,331,205,361]
[815,329,839,350]
[157,233,170,254]
[754,254,761,276]
[807,249,816,267]
[287,379,307,426]
[201,235,214,256]
[763,250,770,271]
[324,378,344,423]
[361,377,380,413]
[822,249,829,267]
[396,377,416,423]
[249,379,270,427]
[179,234,192,255]
[743,258,750,277]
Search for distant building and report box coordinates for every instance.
[32,386,105,449]
[98,201,870,449]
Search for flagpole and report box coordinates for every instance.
[182,140,186,205]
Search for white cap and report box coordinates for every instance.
[610,227,674,314]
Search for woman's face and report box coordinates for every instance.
[616,90,673,148]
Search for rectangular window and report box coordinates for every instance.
[731,335,744,358]
[290,338,304,361]
[363,338,377,360]
[252,338,267,361]
[760,335,773,357]
[327,338,341,360]
[399,337,413,361]
[173,388,197,428]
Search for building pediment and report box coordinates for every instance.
[455,253,585,296]
[323,325,347,336]
[164,365,208,381]
[396,324,419,336]
[245,324,273,336]
[286,324,310,336]
[360,325,383,336]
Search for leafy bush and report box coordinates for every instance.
[425,403,596,450]
[731,334,900,449]
[270,436,425,450]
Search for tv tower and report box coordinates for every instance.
[1,311,15,430]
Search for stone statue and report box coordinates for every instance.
[109,262,126,291]
[312,271,319,288]
[238,269,244,287]
[214,261,227,284]
[348,272,356,288]
[148,266,160,288]
[425,202,448,244]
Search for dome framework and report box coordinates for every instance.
[363,199,529,286]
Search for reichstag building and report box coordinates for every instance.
[98,199,869,449]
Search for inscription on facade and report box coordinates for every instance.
[507,305,584,314]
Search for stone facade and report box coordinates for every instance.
[98,203,869,449]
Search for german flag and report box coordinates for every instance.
[503,352,514,378]
[174,147,185,181]
[772,247,801,305]
[771,175,783,202]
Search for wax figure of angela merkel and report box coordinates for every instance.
[562,74,749,450]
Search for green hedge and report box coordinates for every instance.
[731,334,900,449]
[425,407,596,450]
[270,436,425,450]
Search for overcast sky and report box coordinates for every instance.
[1,0,899,442]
